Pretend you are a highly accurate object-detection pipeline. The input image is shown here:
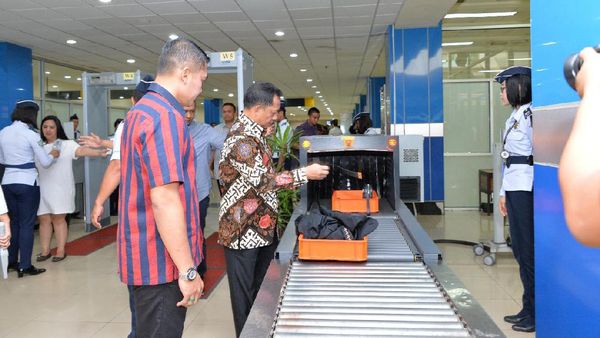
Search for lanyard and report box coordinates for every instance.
[503,107,532,147]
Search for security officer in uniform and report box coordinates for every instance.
[495,66,535,333]
[0,100,59,277]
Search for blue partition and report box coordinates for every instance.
[203,98,222,125]
[0,42,33,128]
[531,0,600,336]
[386,24,444,201]
[367,77,385,128]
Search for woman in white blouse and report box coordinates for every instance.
[35,115,108,262]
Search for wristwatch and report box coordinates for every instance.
[179,267,197,281]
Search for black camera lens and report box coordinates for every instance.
[564,45,600,90]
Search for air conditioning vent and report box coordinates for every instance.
[400,177,420,201]
[403,149,419,163]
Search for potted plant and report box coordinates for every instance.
[268,125,302,233]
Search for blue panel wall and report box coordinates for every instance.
[427,27,443,123]
[359,95,366,113]
[429,137,444,200]
[534,165,600,337]
[203,98,222,125]
[368,77,385,128]
[531,0,600,336]
[403,28,429,124]
[387,25,405,124]
[387,24,444,201]
[0,42,33,129]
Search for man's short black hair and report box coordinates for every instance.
[505,74,532,108]
[222,102,237,112]
[308,107,320,116]
[331,119,339,127]
[157,38,209,75]
[279,106,286,118]
[69,114,79,121]
[243,82,283,109]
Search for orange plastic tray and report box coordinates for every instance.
[298,234,368,262]
[331,190,379,213]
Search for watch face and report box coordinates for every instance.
[186,269,197,281]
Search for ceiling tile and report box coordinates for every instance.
[189,0,241,13]
[284,0,330,10]
[11,8,71,20]
[142,1,198,15]
[0,0,44,10]
[333,0,377,6]
[44,19,92,31]
[161,13,206,24]
[336,26,371,38]
[97,4,156,18]
[289,8,331,20]
[335,16,372,26]
[213,21,256,32]
[334,4,377,18]
[175,22,219,32]
[373,14,397,25]
[297,26,333,39]
[295,17,332,27]
[54,6,112,19]
[204,11,248,22]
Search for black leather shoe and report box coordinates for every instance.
[504,313,528,324]
[7,262,19,272]
[17,265,46,278]
[513,320,535,333]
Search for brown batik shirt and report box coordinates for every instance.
[218,113,307,249]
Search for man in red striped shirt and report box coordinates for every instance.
[118,38,208,337]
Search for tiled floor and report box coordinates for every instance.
[0,204,534,337]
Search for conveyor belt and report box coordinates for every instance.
[272,261,471,337]
[368,218,416,262]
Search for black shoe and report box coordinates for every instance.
[7,262,19,272]
[36,252,52,262]
[512,318,535,333]
[504,313,528,324]
[17,265,47,278]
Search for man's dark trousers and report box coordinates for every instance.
[133,281,186,337]
[197,196,209,277]
[224,240,278,337]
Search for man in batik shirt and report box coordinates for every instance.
[218,82,329,337]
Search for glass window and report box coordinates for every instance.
[443,82,490,153]
[44,63,83,102]
[442,28,531,80]
[32,59,41,100]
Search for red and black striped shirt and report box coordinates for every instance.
[118,83,202,285]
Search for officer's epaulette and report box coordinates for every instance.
[523,107,533,119]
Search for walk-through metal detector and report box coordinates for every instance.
[82,48,253,231]
[206,48,254,111]
[81,70,149,231]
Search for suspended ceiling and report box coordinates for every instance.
[0,0,457,121]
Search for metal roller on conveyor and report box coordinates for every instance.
[241,136,505,338]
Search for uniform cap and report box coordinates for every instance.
[494,66,531,83]
[135,75,155,96]
[15,100,39,111]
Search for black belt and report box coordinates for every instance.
[505,155,533,168]
[3,162,36,169]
